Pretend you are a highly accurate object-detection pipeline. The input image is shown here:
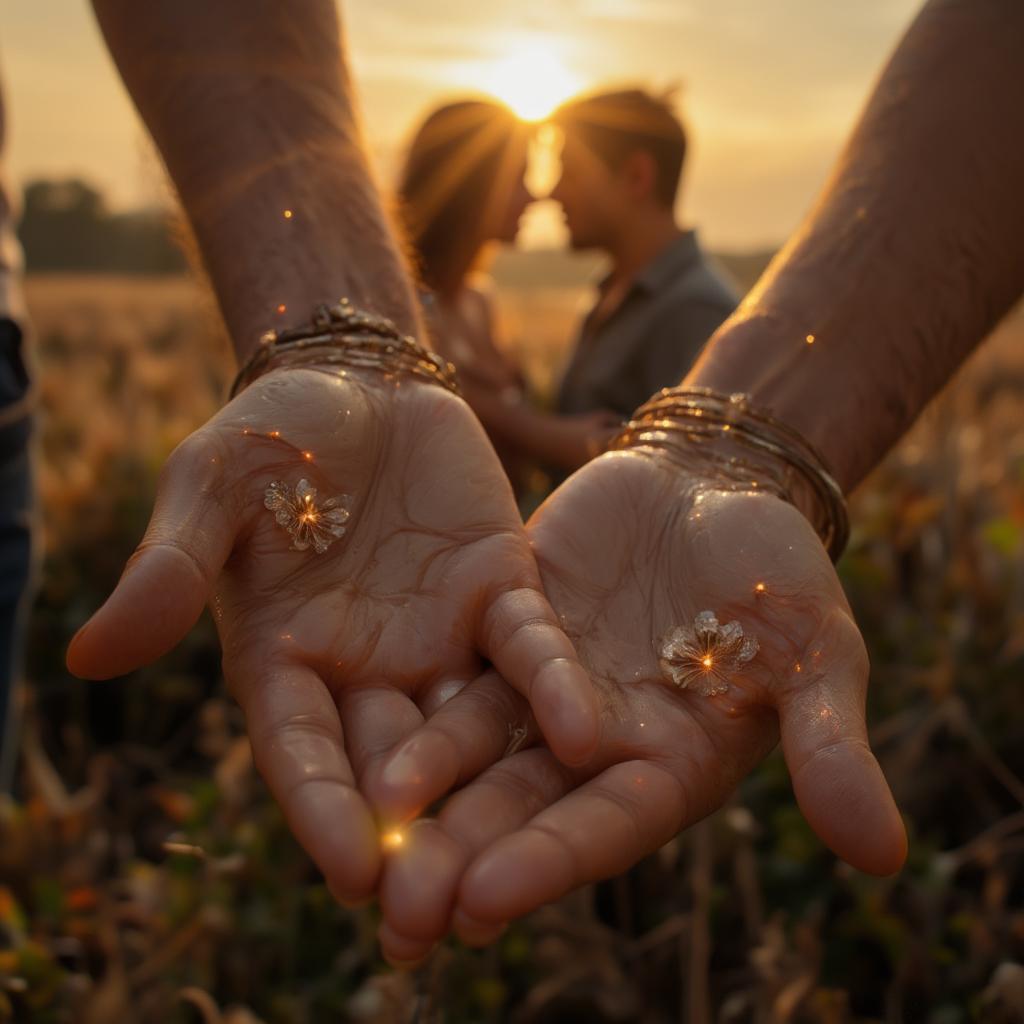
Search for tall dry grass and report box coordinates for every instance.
[1,273,1023,1023]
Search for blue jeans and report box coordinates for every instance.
[0,318,32,792]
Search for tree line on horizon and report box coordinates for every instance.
[17,178,188,274]
[16,177,775,290]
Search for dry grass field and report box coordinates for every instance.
[2,271,1024,1023]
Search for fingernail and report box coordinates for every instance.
[536,661,598,763]
[379,741,425,793]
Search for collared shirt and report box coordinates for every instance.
[556,230,738,417]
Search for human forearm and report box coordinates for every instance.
[91,0,420,358]
[465,387,600,472]
[687,0,1024,491]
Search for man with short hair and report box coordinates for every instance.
[551,89,738,418]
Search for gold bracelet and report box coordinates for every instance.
[609,387,850,561]
[229,299,461,399]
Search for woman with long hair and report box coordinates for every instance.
[396,99,620,493]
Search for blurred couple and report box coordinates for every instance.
[395,89,738,496]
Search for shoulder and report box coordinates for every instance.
[675,250,740,310]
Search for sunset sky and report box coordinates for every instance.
[4,0,921,250]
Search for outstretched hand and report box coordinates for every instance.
[67,367,599,903]
[368,450,907,963]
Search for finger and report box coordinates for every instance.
[365,670,540,823]
[416,676,469,716]
[379,748,573,958]
[379,820,462,965]
[777,610,907,876]
[67,434,237,679]
[476,584,599,767]
[457,759,688,926]
[234,660,381,903]
[337,686,424,786]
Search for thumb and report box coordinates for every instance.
[67,435,237,679]
[776,610,907,876]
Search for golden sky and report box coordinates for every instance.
[3,0,921,250]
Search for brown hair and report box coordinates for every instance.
[552,89,686,207]
[397,99,527,295]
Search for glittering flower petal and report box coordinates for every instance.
[738,636,760,663]
[719,621,743,644]
[694,610,719,632]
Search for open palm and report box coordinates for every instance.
[368,450,907,962]
[67,367,598,903]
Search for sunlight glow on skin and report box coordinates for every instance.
[479,41,582,121]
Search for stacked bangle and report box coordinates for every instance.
[229,299,461,399]
[609,386,850,561]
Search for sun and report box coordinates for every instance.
[481,42,582,122]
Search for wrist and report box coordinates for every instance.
[608,386,849,561]
[228,301,461,406]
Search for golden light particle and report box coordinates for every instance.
[382,830,405,851]
[277,303,287,314]
[755,582,766,593]
[805,334,816,345]
[269,430,280,439]
[302,450,314,461]
[794,662,803,674]
[283,209,293,219]
[702,655,713,669]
